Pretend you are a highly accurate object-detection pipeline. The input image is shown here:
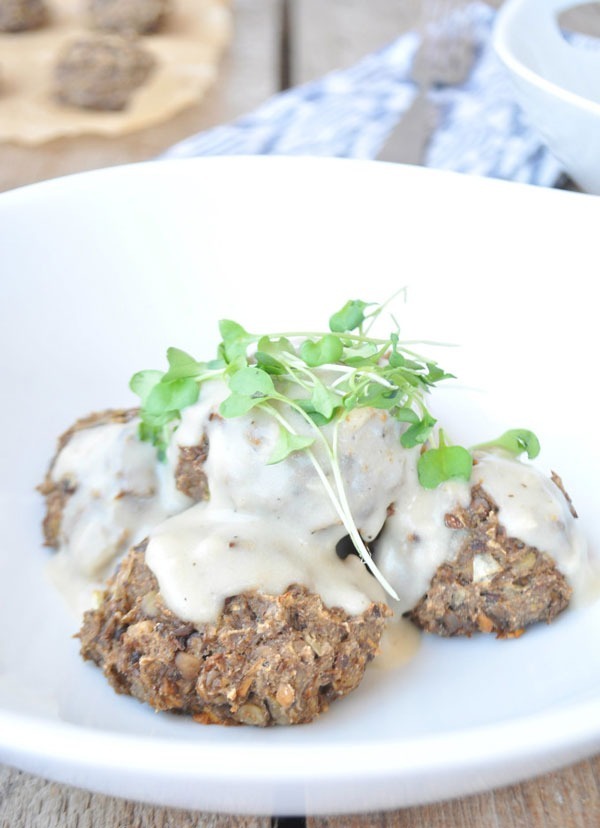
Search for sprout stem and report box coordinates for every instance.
[262,402,400,600]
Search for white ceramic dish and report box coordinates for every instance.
[494,0,600,195]
[0,156,599,816]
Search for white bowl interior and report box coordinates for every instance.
[0,157,599,814]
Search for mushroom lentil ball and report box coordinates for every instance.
[54,34,155,111]
[0,0,48,32]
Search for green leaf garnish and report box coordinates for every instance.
[220,366,277,418]
[268,427,314,464]
[228,366,275,397]
[418,431,474,489]
[162,347,207,381]
[144,378,200,415]
[395,407,420,424]
[219,393,263,418]
[329,300,370,333]
[129,370,164,404]
[300,334,343,367]
[424,362,455,384]
[218,319,254,364]
[255,351,287,375]
[472,429,541,459]
[309,379,340,420]
[400,413,437,448]
[296,399,339,427]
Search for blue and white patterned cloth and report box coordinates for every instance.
[160,2,563,187]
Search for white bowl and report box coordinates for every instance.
[494,0,600,194]
[0,157,599,814]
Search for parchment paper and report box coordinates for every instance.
[0,0,232,144]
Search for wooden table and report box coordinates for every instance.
[1,1,599,825]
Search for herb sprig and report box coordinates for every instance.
[129,299,539,599]
[131,299,455,463]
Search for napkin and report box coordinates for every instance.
[160,2,562,187]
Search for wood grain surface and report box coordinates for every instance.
[1,1,599,825]
[0,0,282,192]
[2,756,599,827]
[0,765,270,828]
[306,756,600,828]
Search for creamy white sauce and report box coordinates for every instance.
[371,614,421,670]
[146,506,386,625]
[168,381,409,541]
[49,418,190,596]
[374,461,471,614]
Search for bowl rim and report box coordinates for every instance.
[493,0,600,117]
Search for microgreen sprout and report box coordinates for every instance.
[129,298,540,599]
[471,429,541,460]
[417,429,473,490]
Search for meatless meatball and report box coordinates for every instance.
[39,408,139,548]
[54,34,155,111]
[87,0,170,34]
[0,0,47,32]
[408,485,572,637]
[375,449,584,639]
[79,541,390,726]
